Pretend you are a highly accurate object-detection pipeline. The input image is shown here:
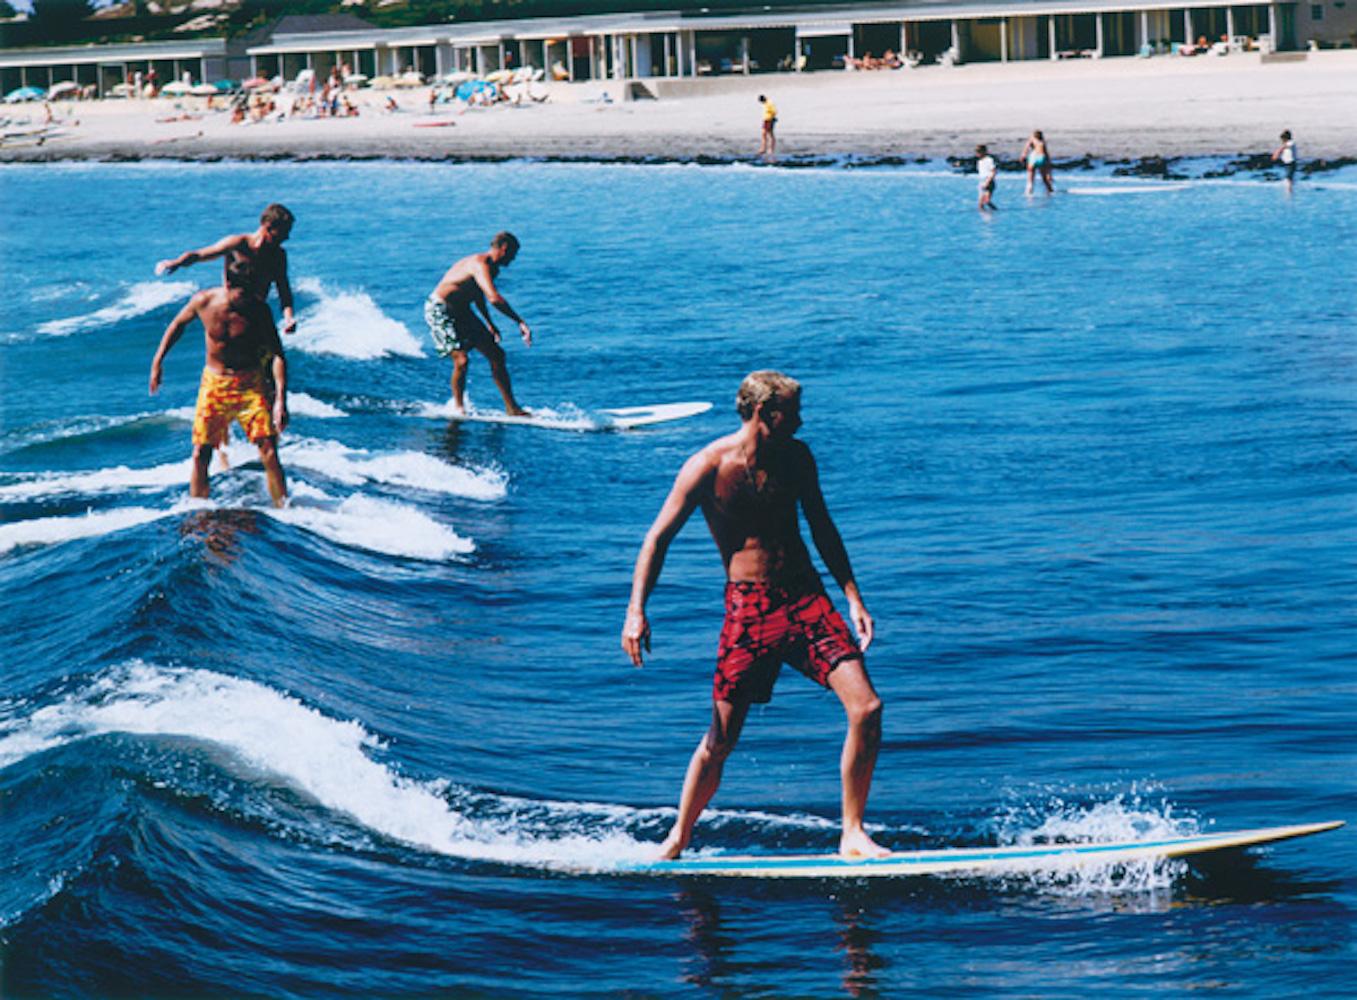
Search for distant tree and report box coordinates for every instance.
[0,1,18,20]
[31,0,96,24]
[26,0,94,43]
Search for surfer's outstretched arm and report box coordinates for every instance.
[623,451,711,666]
[156,233,248,275]
[800,448,873,651]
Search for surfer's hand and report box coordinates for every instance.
[282,316,297,335]
[622,609,650,667]
[488,325,502,343]
[149,362,162,395]
[273,399,289,434]
[849,598,874,652]
[519,321,532,347]
[155,259,176,276]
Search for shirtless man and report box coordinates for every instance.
[622,371,886,860]
[149,258,289,507]
[1020,129,1055,195]
[425,231,533,416]
[156,203,297,335]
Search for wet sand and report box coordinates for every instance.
[3,50,1354,164]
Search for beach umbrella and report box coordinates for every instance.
[189,83,218,97]
[484,69,512,84]
[4,85,46,103]
[440,71,475,84]
[161,80,192,96]
[369,75,397,89]
[213,79,237,92]
[343,72,369,87]
[242,77,273,91]
[48,81,79,99]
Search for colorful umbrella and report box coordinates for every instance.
[3,86,46,103]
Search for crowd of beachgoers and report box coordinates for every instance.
[1,48,1352,164]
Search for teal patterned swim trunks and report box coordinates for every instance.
[425,295,490,356]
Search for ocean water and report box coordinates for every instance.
[1,160,1354,997]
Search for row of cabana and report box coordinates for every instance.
[244,1,1302,83]
[0,0,1307,100]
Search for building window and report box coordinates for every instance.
[1310,3,1324,18]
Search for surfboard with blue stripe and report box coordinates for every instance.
[620,821,1343,878]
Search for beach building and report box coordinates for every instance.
[0,37,228,96]
[238,1,1335,84]
[2,0,1353,97]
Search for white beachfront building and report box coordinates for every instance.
[1,0,1352,96]
[0,37,229,96]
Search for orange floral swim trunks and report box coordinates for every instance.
[191,368,275,446]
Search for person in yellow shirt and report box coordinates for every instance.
[758,94,777,159]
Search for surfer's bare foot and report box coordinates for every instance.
[839,828,889,859]
[655,831,688,860]
[506,406,529,417]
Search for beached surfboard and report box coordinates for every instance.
[421,400,711,431]
[619,821,1343,879]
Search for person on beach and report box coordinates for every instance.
[758,94,777,159]
[149,258,289,507]
[622,371,886,861]
[156,203,297,335]
[1019,130,1055,195]
[425,231,533,416]
[1272,130,1298,189]
[976,144,998,211]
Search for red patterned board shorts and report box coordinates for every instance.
[714,580,861,705]
[191,368,275,446]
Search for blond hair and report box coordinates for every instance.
[736,370,801,420]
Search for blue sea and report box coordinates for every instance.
[1,160,1354,997]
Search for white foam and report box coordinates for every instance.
[989,793,1198,894]
[291,278,423,359]
[287,392,346,419]
[0,461,189,501]
[0,506,172,555]
[281,438,505,500]
[268,493,474,560]
[29,281,97,304]
[1067,185,1188,196]
[36,281,196,337]
[415,399,597,432]
[0,663,657,868]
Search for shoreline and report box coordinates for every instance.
[4,149,1354,182]
[3,51,1354,166]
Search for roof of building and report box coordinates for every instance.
[270,14,379,36]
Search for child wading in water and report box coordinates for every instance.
[976,145,998,211]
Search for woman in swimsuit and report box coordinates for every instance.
[1020,130,1055,195]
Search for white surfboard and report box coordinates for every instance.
[618,821,1343,879]
[419,400,711,432]
[598,401,712,429]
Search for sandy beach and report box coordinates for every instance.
[3,50,1355,164]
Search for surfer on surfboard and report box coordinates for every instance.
[622,371,888,861]
[425,231,533,417]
